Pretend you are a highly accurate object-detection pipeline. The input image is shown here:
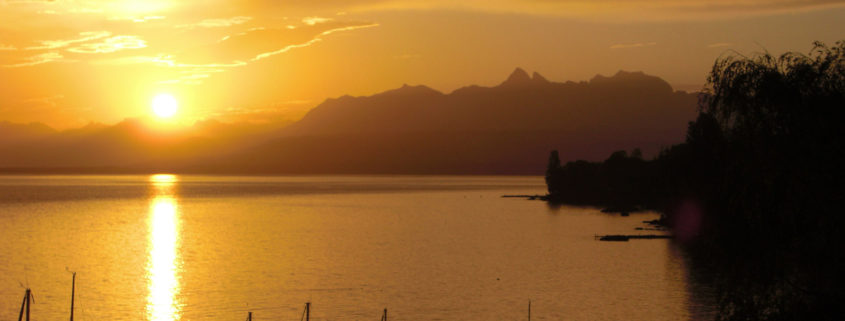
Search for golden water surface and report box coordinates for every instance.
[0,175,716,320]
[147,174,181,321]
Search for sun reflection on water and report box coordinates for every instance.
[146,174,181,321]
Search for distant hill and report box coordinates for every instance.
[0,68,699,174]
[0,121,56,146]
[200,68,698,174]
[0,118,282,172]
[285,68,692,135]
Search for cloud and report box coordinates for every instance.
[108,15,165,22]
[157,67,231,85]
[92,54,248,68]
[610,42,657,49]
[21,94,65,108]
[177,16,252,29]
[177,20,378,65]
[91,54,247,85]
[68,8,105,14]
[251,23,379,61]
[66,35,147,53]
[707,42,733,48]
[0,44,17,51]
[126,20,378,84]
[26,31,111,50]
[251,39,322,61]
[341,0,845,21]
[3,0,844,23]
[3,0,54,3]
[302,16,333,25]
[208,100,314,123]
[89,55,173,65]
[2,52,64,68]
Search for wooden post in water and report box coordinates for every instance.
[246,311,252,321]
[18,289,27,321]
[383,308,388,321]
[70,272,76,321]
[528,299,531,321]
[305,302,310,321]
[26,289,31,321]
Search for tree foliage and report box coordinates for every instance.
[696,40,845,321]
[545,41,845,320]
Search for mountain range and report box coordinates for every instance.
[0,68,699,174]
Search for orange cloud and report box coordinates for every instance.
[26,31,112,50]
[177,16,253,29]
[707,42,733,48]
[3,52,65,68]
[342,0,845,21]
[250,23,378,61]
[67,35,147,53]
[302,16,333,25]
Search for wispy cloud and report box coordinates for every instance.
[91,54,247,85]
[707,42,732,48]
[3,0,55,3]
[148,21,379,84]
[108,15,165,23]
[92,55,247,69]
[89,55,173,65]
[158,72,213,85]
[3,52,65,68]
[66,35,147,53]
[251,23,379,61]
[610,42,657,49]
[208,100,314,123]
[349,0,845,21]
[177,16,252,29]
[21,94,65,108]
[26,31,111,50]
[0,44,17,51]
[252,39,322,61]
[302,16,333,25]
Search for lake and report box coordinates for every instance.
[0,175,716,320]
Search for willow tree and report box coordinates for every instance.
[694,41,845,321]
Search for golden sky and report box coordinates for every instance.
[1,0,843,128]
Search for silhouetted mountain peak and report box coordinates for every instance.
[378,83,443,97]
[532,72,549,84]
[589,70,673,93]
[500,67,532,86]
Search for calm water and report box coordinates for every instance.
[0,175,716,320]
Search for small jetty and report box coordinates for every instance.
[596,234,673,242]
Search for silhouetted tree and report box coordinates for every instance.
[630,148,643,159]
[545,150,561,194]
[693,40,845,321]
[543,41,845,320]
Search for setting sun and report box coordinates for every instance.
[152,94,178,119]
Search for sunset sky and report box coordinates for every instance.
[1,0,843,129]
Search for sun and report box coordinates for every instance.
[152,94,178,118]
